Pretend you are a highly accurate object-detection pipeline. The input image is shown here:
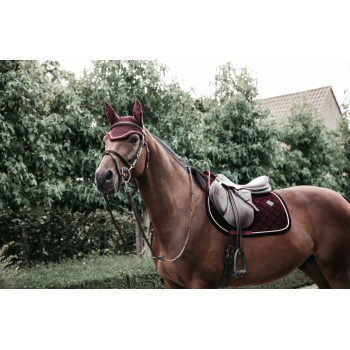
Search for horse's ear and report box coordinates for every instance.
[132,99,143,127]
[105,102,119,125]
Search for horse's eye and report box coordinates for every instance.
[130,136,139,144]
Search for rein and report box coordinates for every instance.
[101,125,194,262]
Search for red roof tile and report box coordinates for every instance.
[260,86,332,119]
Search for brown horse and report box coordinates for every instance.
[95,100,350,289]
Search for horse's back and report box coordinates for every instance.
[276,185,350,231]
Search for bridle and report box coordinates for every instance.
[102,122,150,189]
[101,122,194,262]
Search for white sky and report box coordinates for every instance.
[59,60,350,105]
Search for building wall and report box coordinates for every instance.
[319,90,342,130]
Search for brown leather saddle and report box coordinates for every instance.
[208,174,271,288]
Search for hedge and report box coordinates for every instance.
[0,206,138,265]
[12,254,313,289]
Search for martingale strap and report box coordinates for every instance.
[102,167,194,262]
[103,193,152,256]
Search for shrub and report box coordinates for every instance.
[0,206,137,265]
[0,243,18,288]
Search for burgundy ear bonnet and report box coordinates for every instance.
[105,99,144,140]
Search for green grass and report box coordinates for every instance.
[13,254,313,289]
[14,254,163,289]
[237,269,313,289]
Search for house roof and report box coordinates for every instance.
[260,86,341,119]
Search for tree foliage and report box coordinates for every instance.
[0,60,106,212]
[202,63,282,186]
[335,89,350,195]
[276,97,348,192]
[0,60,209,213]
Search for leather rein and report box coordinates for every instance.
[101,123,194,262]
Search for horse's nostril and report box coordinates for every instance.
[106,170,113,181]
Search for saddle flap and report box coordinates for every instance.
[209,181,254,229]
[211,181,228,216]
[238,189,251,202]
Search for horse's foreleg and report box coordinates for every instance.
[163,279,186,289]
[300,255,331,289]
[163,280,173,289]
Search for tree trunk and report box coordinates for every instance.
[22,227,30,264]
[135,209,143,258]
[142,210,151,258]
[40,233,43,263]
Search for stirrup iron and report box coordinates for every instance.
[233,249,248,278]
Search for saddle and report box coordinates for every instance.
[210,175,271,228]
[208,174,271,288]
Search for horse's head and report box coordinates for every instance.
[95,99,148,194]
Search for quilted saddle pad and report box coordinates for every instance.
[203,171,291,237]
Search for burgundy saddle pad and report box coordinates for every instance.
[203,171,291,237]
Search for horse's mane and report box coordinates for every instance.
[151,134,208,192]
[342,195,350,204]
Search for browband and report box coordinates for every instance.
[110,122,144,133]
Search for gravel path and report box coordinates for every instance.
[298,284,318,289]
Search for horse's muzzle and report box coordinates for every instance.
[95,169,119,194]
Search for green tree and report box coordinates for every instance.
[75,60,209,210]
[1,60,210,261]
[276,96,348,192]
[0,60,108,212]
[335,89,350,195]
[202,63,282,186]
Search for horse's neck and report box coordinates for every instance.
[138,133,191,240]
